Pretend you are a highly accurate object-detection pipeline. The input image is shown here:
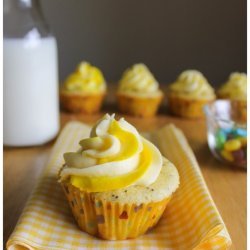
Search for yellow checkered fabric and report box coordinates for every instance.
[7,122,232,250]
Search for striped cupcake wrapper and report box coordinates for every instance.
[62,182,172,240]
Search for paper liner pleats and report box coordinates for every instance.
[60,92,105,114]
[117,93,163,117]
[167,94,214,119]
[231,100,247,123]
[62,182,171,240]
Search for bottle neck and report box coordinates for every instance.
[4,0,50,39]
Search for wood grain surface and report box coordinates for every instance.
[4,91,246,250]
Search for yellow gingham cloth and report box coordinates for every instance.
[7,121,232,250]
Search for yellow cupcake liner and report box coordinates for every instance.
[62,182,172,240]
[231,100,247,123]
[117,93,163,117]
[60,91,105,114]
[167,94,214,119]
[216,94,247,123]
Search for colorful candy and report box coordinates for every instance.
[231,149,245,162]
[214,126,247,167]
[215,130,226,149]
[233,128,247,137]
[224,139,241,151]
[239,137,247,146]
[221,150,234,162]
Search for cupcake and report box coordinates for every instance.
[167,70,216,118]
[59,114,179,240]
[117,64,164,117]
[60,61,106,114]
[217,72,247,122]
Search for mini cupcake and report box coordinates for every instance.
[217,72,247,122]
[167,70,216,118]
[117,64,164,117]
[59,114,179,240]
[60,62,106,114]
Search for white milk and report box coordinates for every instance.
[3,37,59,146]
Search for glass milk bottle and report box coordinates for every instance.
[4,0,59,146]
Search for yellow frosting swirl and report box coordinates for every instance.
[62,61,106,94]
[218,72,247,101]
[59,114,162,192]
[118,64,161,95]
[169,70,215,99]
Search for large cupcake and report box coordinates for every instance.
[217,72,247,122]
[60,62,106,114]
[117,64,164,117]
[167,70,216,118]
[59,114,179,240]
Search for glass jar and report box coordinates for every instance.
[3,0,59,146]
[204,100,247,168]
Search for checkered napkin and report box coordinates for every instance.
[7,121,232,250]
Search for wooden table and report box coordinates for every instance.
[4,105,246,249]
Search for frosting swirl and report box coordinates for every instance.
[169,70,215,99]
[62,61,106,94]
[118,64,161,95]
[218,72,247,101]
[60,114,163,192]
